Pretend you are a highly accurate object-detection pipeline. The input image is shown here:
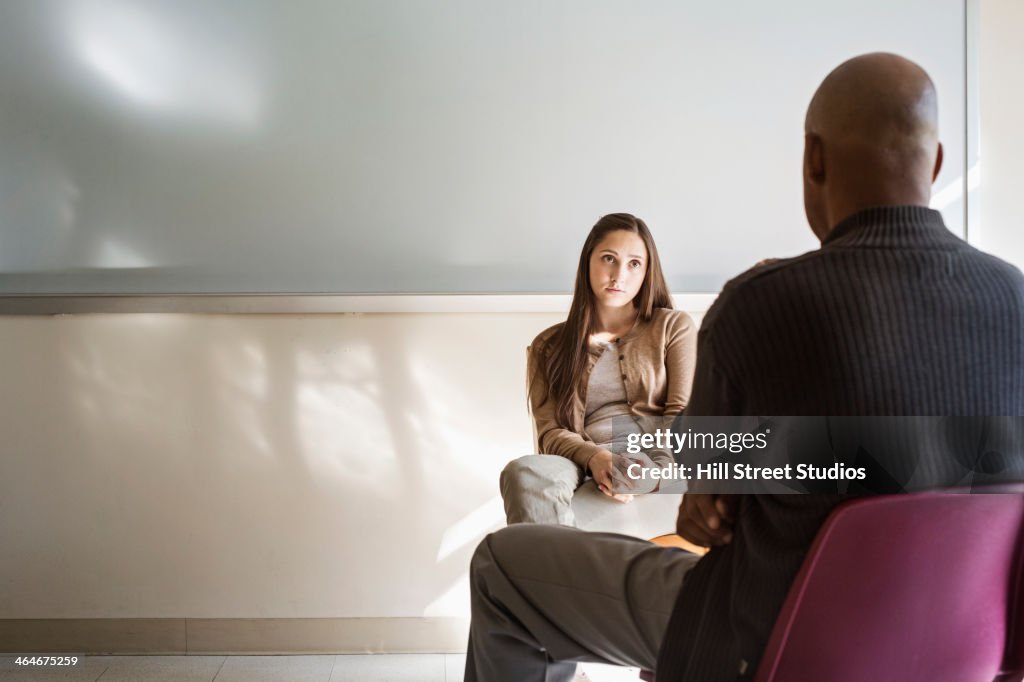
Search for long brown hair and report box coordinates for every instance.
[538,213,673,429]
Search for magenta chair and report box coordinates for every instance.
[754,492,1024,682]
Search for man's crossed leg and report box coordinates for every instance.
[465,524,699,681]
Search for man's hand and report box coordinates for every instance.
[675,494,737,547]
[589,450,635,502]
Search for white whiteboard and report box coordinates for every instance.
[0,0,970,294]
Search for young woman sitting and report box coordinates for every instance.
[501,213,697,525]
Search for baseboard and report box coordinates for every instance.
[0,618,469,655]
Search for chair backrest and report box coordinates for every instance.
[997,487,1024,682]
[754,492,1024,682]
[525,345,540,452]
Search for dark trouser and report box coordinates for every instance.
[465,524,699,681]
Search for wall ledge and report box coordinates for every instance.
[0,293,718,315]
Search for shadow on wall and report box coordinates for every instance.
[0,312,552,619]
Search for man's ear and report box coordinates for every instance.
[804,133,825,184]
[932,142,944,182]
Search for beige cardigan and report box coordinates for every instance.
[527,307,698,470]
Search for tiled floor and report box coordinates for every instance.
[0,655,641,681]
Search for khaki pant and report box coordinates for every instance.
[500,454,584,525]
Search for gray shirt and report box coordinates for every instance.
[584,340,639,454]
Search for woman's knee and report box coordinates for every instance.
[500,455,579,494]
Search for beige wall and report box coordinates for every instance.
[978,0,1024,266]
[0,312,558,621]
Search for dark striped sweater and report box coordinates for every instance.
[655,206,1024,681]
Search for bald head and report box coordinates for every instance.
[802,53,943,239]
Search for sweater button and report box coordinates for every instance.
[621,374,627,380]
[619,354,625,360]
